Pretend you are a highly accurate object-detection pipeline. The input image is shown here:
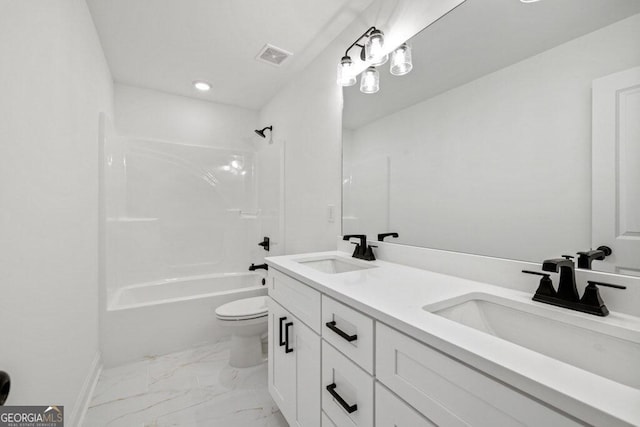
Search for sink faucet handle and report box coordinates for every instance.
[362,244,376,261]
[586,281,626,290]
[522,270,556,298]
[580,281,626,316]
[561,255,575,260]
[522,270,550,278]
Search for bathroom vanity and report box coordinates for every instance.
[265,250,640,427]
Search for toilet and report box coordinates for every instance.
[215,296,268,368]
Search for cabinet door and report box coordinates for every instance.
[268,297,295,422]
[268,297,321,427]
[375,382,436,427]
[292,309,321,427]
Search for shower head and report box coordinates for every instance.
[255,126,272,138]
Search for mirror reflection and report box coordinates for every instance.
[342,0,640,276]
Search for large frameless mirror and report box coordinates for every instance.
[342,0,640,276]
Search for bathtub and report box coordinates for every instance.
[101,272,267,367]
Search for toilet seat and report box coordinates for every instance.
[216,296,268,321]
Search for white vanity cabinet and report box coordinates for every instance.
[268,270,321,427]
[268,264,590,427]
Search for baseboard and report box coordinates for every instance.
[67,352,102,427]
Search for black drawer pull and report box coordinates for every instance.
[284,322,293,353]
[278,316,287,346]
[326,383,358,413]
[326,321,357,342]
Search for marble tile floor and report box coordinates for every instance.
[84,341,288,427]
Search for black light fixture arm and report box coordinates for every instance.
[343,26,378,59]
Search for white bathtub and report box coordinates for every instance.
[109,272,264,310]
[101,272,267,367]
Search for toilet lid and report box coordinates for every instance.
[215,296,268,320]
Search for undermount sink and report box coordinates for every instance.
[296,256,376,274]
[424,293,640,390]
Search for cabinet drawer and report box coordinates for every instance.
[376,323,580,427]
[322,341,374,427]
[321,295,374,374]
[375,382,436,427]
[269,268,321,333]
[321,411,338,427]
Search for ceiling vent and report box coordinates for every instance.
[256,44,293,67]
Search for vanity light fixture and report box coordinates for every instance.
[337,26,412,94]
[193,80,211,91]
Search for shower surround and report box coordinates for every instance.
[100,107,276,366]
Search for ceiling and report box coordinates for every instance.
[343,0,640,129]
[86,0,373,110]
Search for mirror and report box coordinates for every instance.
[342,0,640,275]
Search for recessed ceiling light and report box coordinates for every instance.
[193,80,211,91]
[520,0,541,3]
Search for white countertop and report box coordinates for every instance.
[266,250,640,427]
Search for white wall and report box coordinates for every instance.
[258,48,344,254]
[114,84,258,150]
[255,135,285,258]
[0,0,113,423]
[345,14,640,263]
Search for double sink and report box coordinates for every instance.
[296,255,640,391]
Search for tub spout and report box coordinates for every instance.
[249,263,268,271]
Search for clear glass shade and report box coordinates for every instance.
[365,29,388,66]
[390,43,413,76]
[337,56,357,87]
[360,66,379,94]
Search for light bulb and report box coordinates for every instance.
[360,66,379,94]
[390,43,413,76]
[193,80,211,91]
[365,29,388,66]
[337,56,356,87]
